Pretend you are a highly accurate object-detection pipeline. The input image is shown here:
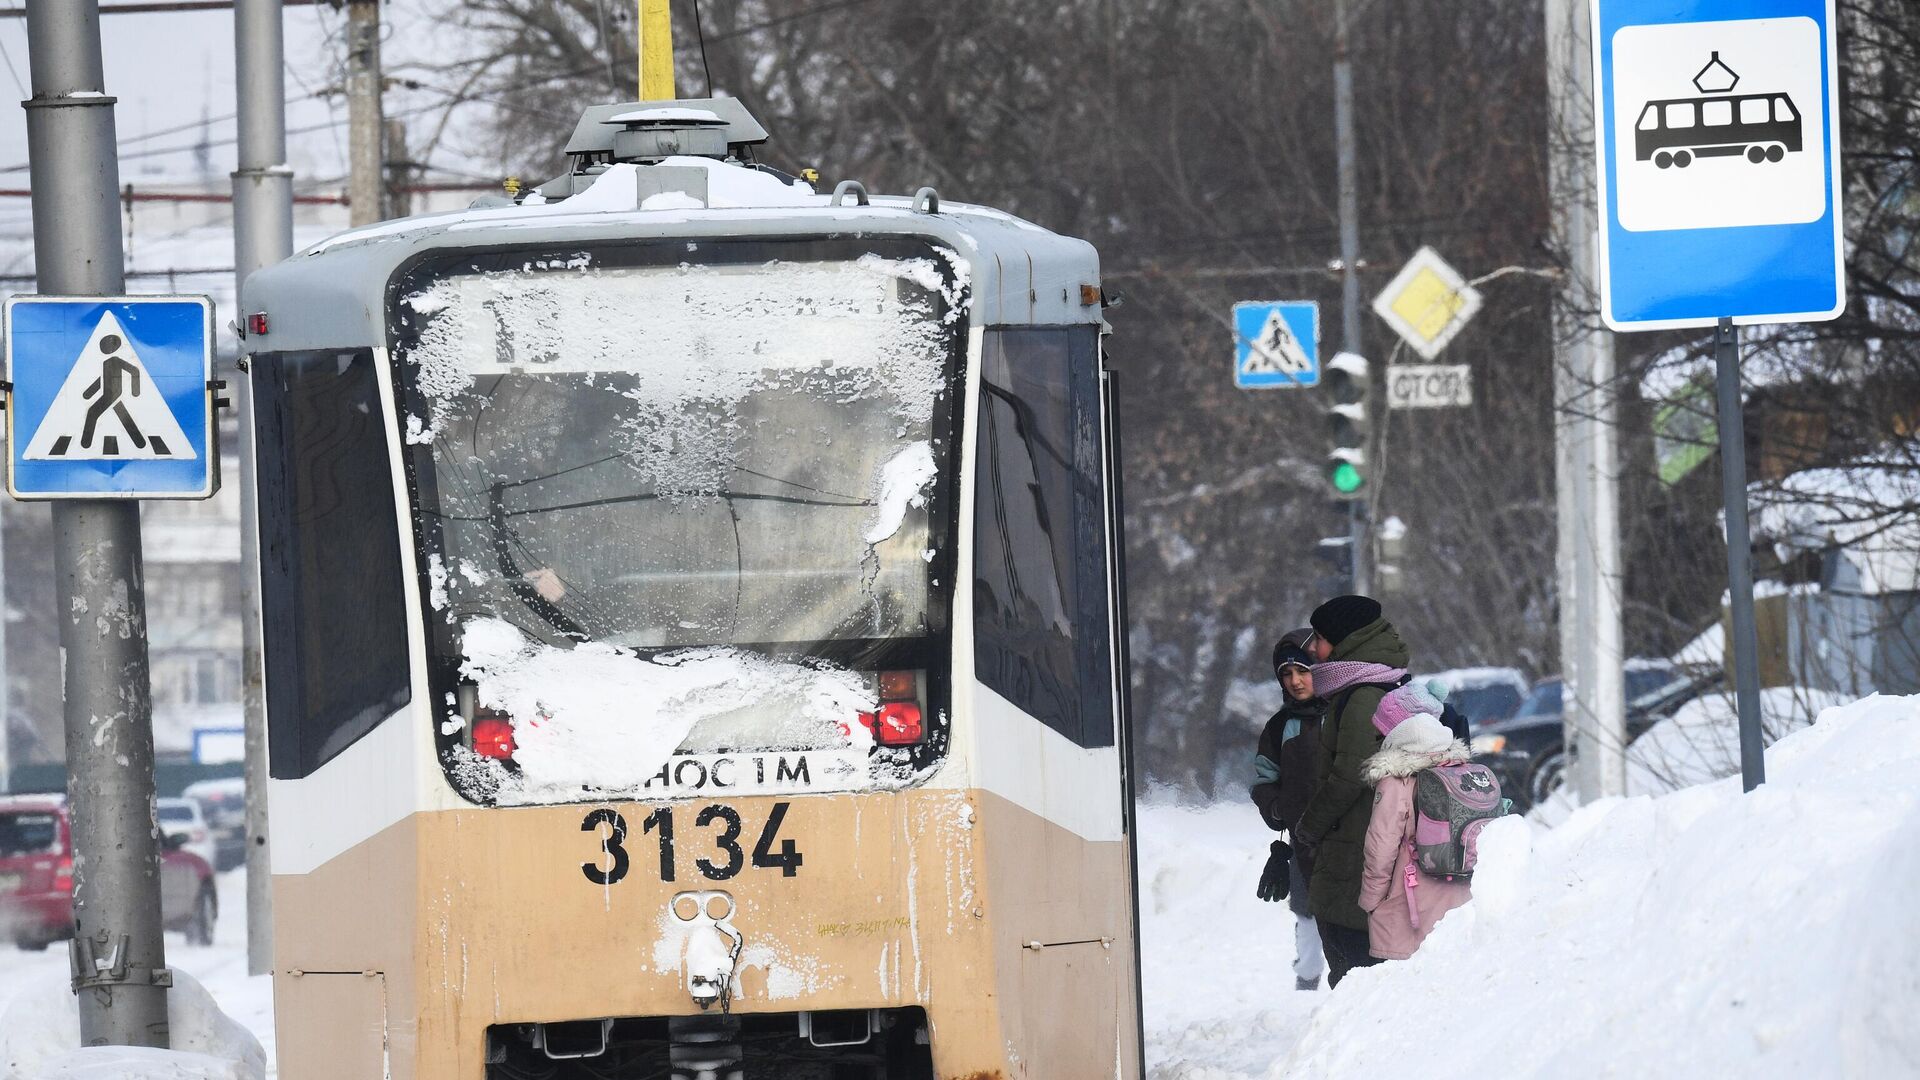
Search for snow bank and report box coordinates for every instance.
[20,1047,250,1080]
[1627,686,1850,795]
[1,969,265,1080]
[1275,693,1920,1079]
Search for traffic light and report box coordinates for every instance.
[1325,351,1369,498]
[1376,514,1407,594]
[1315,535,1354,600]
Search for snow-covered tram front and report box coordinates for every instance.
[245,100,1140,1080]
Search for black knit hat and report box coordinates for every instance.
[1309,594,1383,648]
[1271,627,1314,682]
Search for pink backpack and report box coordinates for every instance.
[1410,762,1506,879]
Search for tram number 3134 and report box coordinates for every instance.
[581,803,804,886]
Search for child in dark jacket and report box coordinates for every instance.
[1251,628,1327,990]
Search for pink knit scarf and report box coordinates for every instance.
[1311,659,1409,699]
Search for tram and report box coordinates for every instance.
[244,98,1141,1080]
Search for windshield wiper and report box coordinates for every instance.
[486,482,590,641]
[503,488,871,517]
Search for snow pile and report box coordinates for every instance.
[19,1047,251,1080]
[1749,456,1920,595]
[1672,621,1724,669]
[1,969,265,1080]
[1626,686,1851,795]
[541,160,818,214]
[455,618,877,805]
[1275,693,1920,1079]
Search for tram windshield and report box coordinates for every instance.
[392,240,965,803]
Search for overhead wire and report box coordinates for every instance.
[0,33,24,97]
[691,0,713,97]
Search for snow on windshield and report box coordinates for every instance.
[396,248,965,802]
[452,618,878,806]
[400,255,957,451]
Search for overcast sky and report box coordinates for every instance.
[0,4,504,197]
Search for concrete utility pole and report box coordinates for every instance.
[384,117,410,218]
[344,0,382,227]
[22,0,170,1046]
[1545,0,1626,801]
[232,0,292,978]
[1332,0,1371,595]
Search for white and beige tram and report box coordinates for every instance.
[244,99,1141,1080]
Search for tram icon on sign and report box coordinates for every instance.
[1633,52,1803,170]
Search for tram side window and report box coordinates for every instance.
[254,350,411,779]
[973,328,1114,748]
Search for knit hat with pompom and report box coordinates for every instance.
[1372,678,1449,737]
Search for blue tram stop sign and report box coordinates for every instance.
[1593,0,1845,330]
[5,296,216,500]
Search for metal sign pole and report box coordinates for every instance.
[232,0,292,979]
[21,0,170,1046]
[1714,317,1766,790]
[1333,0,1371,594]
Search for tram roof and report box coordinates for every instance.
[241,160,1102,353]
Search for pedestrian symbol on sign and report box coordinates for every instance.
[1244,308,1313,378]
[23,311,195,461]
[1231,301,1320,389]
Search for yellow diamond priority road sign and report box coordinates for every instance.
[1370,246,1483,360]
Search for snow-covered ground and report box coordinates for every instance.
[0,871,273,1079]
[1147,692,1920,1078]
[1139,800,1320,1078]
[6,692,1919,1078]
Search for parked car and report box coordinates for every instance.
[1429,666,1531,728]
[0,795,217,950]
[156,797,219,872]
[182,777,248,871]
[1469,660,1718,810]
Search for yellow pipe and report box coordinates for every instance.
[637,0,676,100]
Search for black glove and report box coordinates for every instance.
[1256,840,1291,902]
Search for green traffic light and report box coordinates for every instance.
[1330,460,1364,494]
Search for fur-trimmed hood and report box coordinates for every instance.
[1362,712,1469,782]
[1363,740,1472,782]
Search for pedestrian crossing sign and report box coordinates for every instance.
[1233,301,1320,389]
[5,296,216,499]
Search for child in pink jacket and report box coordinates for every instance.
[1358,683,1474,961]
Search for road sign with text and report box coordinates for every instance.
[1593,0,1844,329]
[1387,364,1473,410]
[5,296,216,499]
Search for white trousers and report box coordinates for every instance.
[1294,912,1325,983]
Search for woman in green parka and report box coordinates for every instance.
[1294,595,1413,986]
